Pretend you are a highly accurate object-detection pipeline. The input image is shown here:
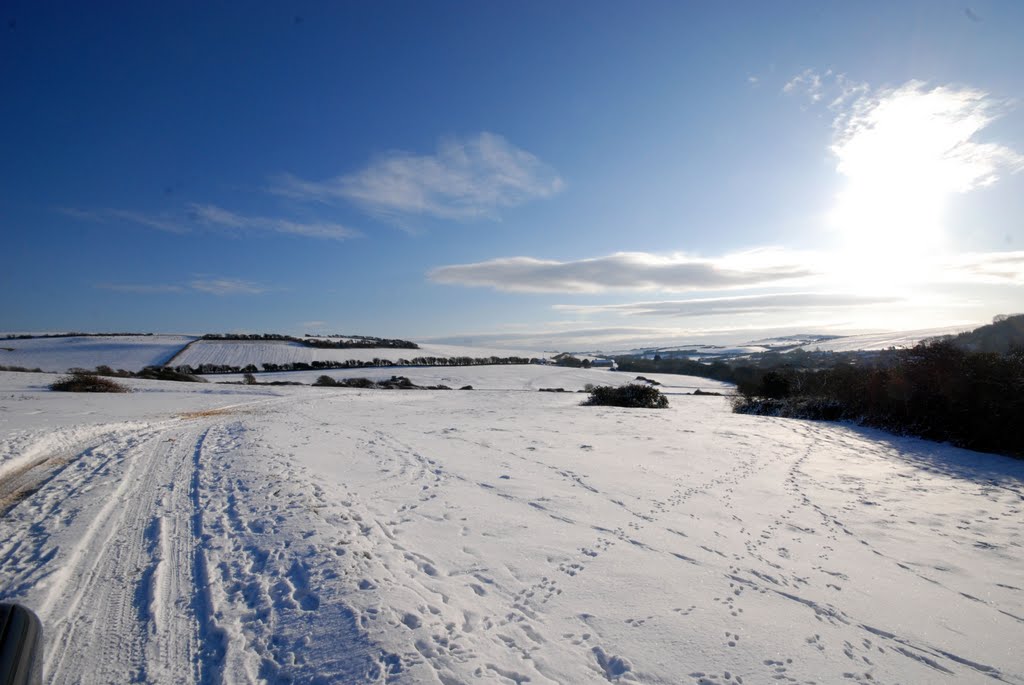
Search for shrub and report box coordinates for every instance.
[135,366,205,383]
[582,384,669,409]
[313,375,337,386]
[50,372,130,393]
[339,377,376,388]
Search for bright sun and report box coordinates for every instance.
[827,81,1017,258]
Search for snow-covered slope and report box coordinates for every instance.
[0,335,194,372]
[0,370,1021,684]
[793,325,975,353]
[171,340,552,368]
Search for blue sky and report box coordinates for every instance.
[3,1,1023,350]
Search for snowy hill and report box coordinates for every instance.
[0,335,195,372]
[170,339,552,368]
[792,325,975,353]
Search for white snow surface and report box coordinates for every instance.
[172,340,552,368]
[794,326,975,353]
[0,369,1022,684]
[0,335,195,372]
[214,365,731,393]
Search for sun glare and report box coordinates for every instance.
[828,83,1019,259]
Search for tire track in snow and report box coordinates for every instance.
[40,423,217,684]
[0,418,234,684]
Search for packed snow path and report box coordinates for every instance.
[0,373,1021,684]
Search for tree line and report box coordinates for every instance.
[732,340,1024,457]
[175,355,543,375]
[201,333,419,349]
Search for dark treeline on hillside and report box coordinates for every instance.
[177,355,541,375]
[614,315,1024,457]
[552,354,593,368]
[201,333,418,349]
[615,356,745,384]
[733,340,1024,457]
[945,313,1024,353]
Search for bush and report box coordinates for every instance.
[732,395,843,421]
[339,377,376,388]
[581,384,669,408]
[50,372,130,393]
[135,366,205,383]
[313,375,337,386]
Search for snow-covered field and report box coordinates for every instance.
[0,335,195,372]
[793,326,975,353]
[0,369,1021,684]
[213,365,730,393]
[171,340,553,368]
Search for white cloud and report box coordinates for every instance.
[786,73,1024,252]
[188,277,271,295]
[59,208,189,234]
[553,292,902,318]
[94,283,186,294]
[271,132,565,222]
[62,204,359,241]
[783,68,827,102]
[188,204,360,240]
[95,277,273,296]
[943,251,1024,284]
[832,81,1023,194]
[429,249,816,293]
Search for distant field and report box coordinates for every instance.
[794,325,974,353]
[0,335,195,372]
[171,339,554,368]
[215,364,734,393]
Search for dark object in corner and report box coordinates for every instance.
[0,603,43,685]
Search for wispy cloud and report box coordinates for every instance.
[94,283,187,294]
[783,69,869,111]
[189,277,270,295]
[62,204,359,241]
[553,292,902,318]
[429,250,816,293]
[271,132,565,223]
[188,204,360,240]
[59,207,189,234]
[944,251,1024,284]
[95,277,273,296]
[783,68,826,102]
